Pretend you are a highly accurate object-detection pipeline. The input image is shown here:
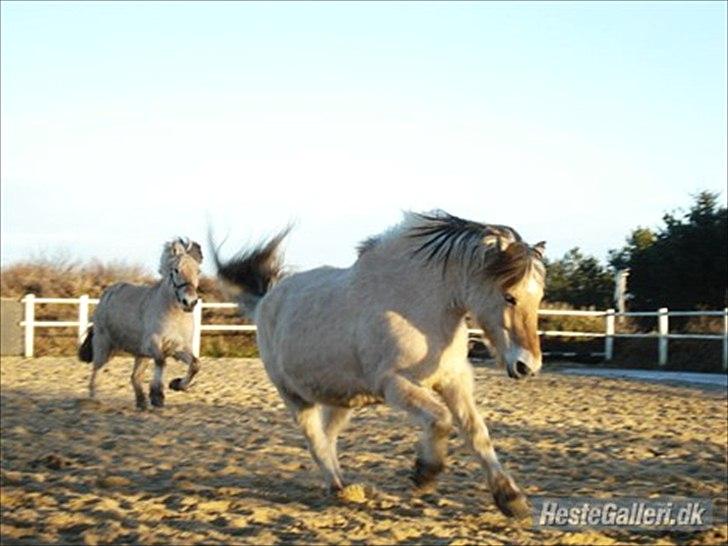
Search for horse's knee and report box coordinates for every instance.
[431,407,453,436]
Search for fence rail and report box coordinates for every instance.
[17,294,728,370]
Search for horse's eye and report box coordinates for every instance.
[173,268,180,275]
[504,294,517,305]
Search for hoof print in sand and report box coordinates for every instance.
[33,454,72,471]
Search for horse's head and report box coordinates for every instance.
[467,240,546,380]
[161,238,203,312]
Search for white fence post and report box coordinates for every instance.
[23,294,35,358]
[192,299,202,358]
[658,307,669,367]
[604,308,615,361]
[722,307,728,371]
[78,294,89,344]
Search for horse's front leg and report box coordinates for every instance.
[440,373,530,518]
[149,357,166,408]
[131,357,149,410]
[169,351,200,392]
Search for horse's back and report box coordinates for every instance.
[258,266,352,338]
[97,282,152,317]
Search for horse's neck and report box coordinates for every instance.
[154,280,181,313]
[357,248,468,336]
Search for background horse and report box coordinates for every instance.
[79,238,203,409]
[212,211,545,518]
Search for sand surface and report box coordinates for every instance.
[1,356,726,545]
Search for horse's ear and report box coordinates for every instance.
[171,240,186,256]
[188,241,203,264]
[532,241,546,259]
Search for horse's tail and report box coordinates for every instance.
[210,226,291,318]
[78,326,94,362]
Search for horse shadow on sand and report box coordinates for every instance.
[2,385,726,545]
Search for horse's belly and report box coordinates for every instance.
[323,391,384,408]
[303,376,382,408]
[105,324,145,355]
[273,357,380,408]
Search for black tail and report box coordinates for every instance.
[78,327,94,362]
[209,226,292,317]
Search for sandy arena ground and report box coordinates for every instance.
[1,356,726,545]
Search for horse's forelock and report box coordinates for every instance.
[486,242,545,290]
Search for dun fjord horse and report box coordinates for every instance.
[79,238,203,409]
[213,212,545,517]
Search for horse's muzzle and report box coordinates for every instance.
[181,298,199,312]
[507,360,536,380]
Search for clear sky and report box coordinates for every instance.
[2,1,726,274]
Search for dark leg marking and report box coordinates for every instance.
[491,473,530,518]
[412,456,445,487]
[135,392,148,410]
[150,385,165,407]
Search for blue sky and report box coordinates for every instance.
[2,1,726,274]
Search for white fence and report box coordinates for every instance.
[17,294,728,370]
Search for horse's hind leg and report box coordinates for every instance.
[169,351,200,392]
[88,333,112,399]
[321,406,351,486]
[279,388,344,492]
[381,374,453,489]
[439,374,529,518]
[131,357,149,410]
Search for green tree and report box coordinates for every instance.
[607,227,656,270]
[544,248,613,308]
[608,191,727,310]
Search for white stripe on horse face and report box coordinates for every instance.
[526,272,542,295]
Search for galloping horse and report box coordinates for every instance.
[213,212,545,517]
[79,238,203,409]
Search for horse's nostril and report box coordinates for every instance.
[515,361,531,377]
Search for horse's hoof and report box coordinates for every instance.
[149,389,165,408]
[492,474,531,519]
[411,457,444,488]
[328,483,345,495]
[169,378,185,391]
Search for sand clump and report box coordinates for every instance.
[1,356,726,545]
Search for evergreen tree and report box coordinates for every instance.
[544,248,613,308]
[608,191,727,310]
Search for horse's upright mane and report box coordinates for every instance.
[357,210,544,288]
[158,237,203,275]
